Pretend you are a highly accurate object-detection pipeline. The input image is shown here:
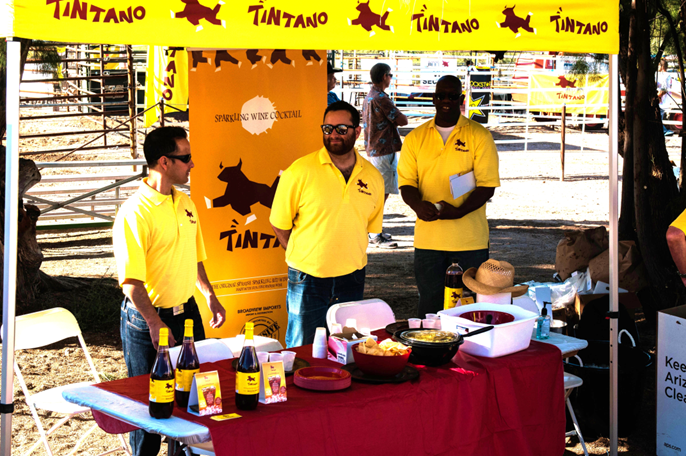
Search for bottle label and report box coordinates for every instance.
[175,368,199,392]
[235,371,260,395]
[149,378,174,403]
[444,286,464,309]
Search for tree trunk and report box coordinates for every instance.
[633,0,686,315]
[619,5,637,241]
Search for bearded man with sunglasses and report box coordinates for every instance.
[113,126,225,456]
[398,76,500,318]
[270,101,384,347]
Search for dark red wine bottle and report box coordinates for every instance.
[175,319,200,408]
[235,322,260,410]
[149,327,174,419]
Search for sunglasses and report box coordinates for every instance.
[163,153,192,164]
[387,73,393,78]
[435,93,461,101]
[321,124,355,135]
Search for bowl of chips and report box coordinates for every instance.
[352,338,411,377]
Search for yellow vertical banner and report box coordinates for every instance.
[189,49,326,344]
[144,46,189,127]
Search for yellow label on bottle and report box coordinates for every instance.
[149,378,174,403]
[444,287,464,309]
[175,368,199,392]
[235,371,260,395]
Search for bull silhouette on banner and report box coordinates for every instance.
[212,159,280,216]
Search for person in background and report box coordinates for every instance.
[362,63,408,249]
[113,127,226,456]
[667,209,686,288]
[327,62,343,105]
[657,58,674,137]
[270,101,384,347]
[398,76,500,318]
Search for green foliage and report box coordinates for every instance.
[565,54,609,82]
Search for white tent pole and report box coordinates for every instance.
[1,38,22,456]
[608,53,619,456]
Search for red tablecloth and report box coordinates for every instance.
[95,337,565,456]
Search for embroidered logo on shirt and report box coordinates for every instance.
[185,209,197,224]
[455,139,469,152]
[357,179,372,195]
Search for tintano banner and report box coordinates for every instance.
[189,49,325,343]
[2,1,619,54]
[529,74,609,115]
[144,46,189,128]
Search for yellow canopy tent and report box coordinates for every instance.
[1,1,622,454]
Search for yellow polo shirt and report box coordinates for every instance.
[671,209,686,233]
[398,115,500,251]
[270,147,384,278]
[113,179,207,308]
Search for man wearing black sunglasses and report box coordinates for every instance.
[398,75,500,318]
[270,101,385,347]
[362,63,408,249]
[113,126,226,456]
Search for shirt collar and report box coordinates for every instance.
[429,114,469,131]
[139,178,174,206]
[318,146,364,169]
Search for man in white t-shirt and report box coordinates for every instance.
[657,59,674,137]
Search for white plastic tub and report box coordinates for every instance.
[438,303,538,358]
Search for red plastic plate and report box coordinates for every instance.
[293,366,351,391]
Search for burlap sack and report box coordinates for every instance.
[588,241,649,292]
[555,227,608,280]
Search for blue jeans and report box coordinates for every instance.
[120,297,206,456]
[414,248,489,318]
[285,267,366,348]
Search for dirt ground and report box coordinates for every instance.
[4,114,679,455]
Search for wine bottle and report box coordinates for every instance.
[444,263,464,309]
[235,322,260,410]
[175,319,200,408]
[149,327,174,419]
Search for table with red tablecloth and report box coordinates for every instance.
[89,334,565,456]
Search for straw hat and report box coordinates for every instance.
[462,259,529,297]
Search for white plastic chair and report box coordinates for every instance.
[325,298,396,333]
[564,371,589,456]
[6,307,130,456]
[168,338,235,370]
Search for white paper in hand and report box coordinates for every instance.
[449,171,476,199]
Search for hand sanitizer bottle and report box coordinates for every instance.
[535,307,551,340]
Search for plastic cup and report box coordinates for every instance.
[426,313,438,321]
[422,318,434,329]
[281,351,296,371]
[257,352,269,365]
[312,327,328,359]
[408,318,421,328]
[269,353,284,364]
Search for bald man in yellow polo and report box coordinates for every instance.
[270,101,384,348]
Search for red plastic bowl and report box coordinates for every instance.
[352,346,411,377]
[455,310,515,325]
[293,366,351,391]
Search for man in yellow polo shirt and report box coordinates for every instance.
[113,127,225,456]
[270,101,384,347]
[398,75,500,318]
[667,210,686,287]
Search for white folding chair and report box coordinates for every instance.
[5,307,130,456]
[564,371,589,456]
[168,338,235,369]
[325,298,396,333]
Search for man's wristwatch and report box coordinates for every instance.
[679,271,686,278]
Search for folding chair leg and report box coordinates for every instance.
[117,433,131,456]
[565,397,589,456]
[22,404,55,456]
[66,422,99,456]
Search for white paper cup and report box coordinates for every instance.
[359,327,371,335]
[269,353,284,363]
[345,318,357,330]
[281,351,296,371]
[257,352,269,365]
[331,323,343,334]
[408,318,421,328]
[313,327,328,359]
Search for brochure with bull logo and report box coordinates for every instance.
[188,370,223,416]
[259,361,287,404]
